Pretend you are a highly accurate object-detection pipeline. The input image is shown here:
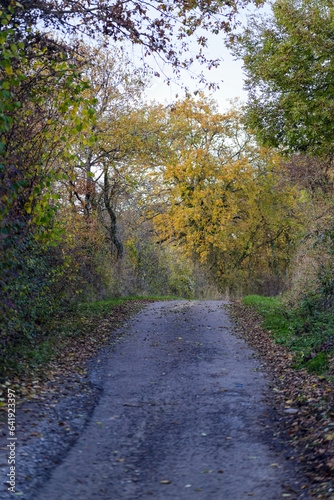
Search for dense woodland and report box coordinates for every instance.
[1,0,334,371]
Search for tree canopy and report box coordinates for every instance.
[5,0,262,82]
[232,0,334,156]
[150,95,304,291]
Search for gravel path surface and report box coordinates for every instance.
[7,300,310,499]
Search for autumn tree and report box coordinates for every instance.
[152,96,304,293]
[63,44,142,257]
[64,43,171,258]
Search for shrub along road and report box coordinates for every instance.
[29,300,308,500]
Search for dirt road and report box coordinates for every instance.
[32,300,308,499]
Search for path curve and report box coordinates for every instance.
[33,300,308,500]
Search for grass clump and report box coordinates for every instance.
[243,294,334,375]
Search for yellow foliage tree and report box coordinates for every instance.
[152,95,305,293]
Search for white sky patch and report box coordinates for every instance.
[121,2,272,110]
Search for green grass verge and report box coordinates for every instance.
[243,295,334,375]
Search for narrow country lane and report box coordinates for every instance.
[33,301,308,500]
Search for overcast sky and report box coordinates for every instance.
[125,2,272,110]
[143,45,247,108]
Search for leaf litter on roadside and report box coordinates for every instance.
[0,301,152,432]
[229,302,334,499]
